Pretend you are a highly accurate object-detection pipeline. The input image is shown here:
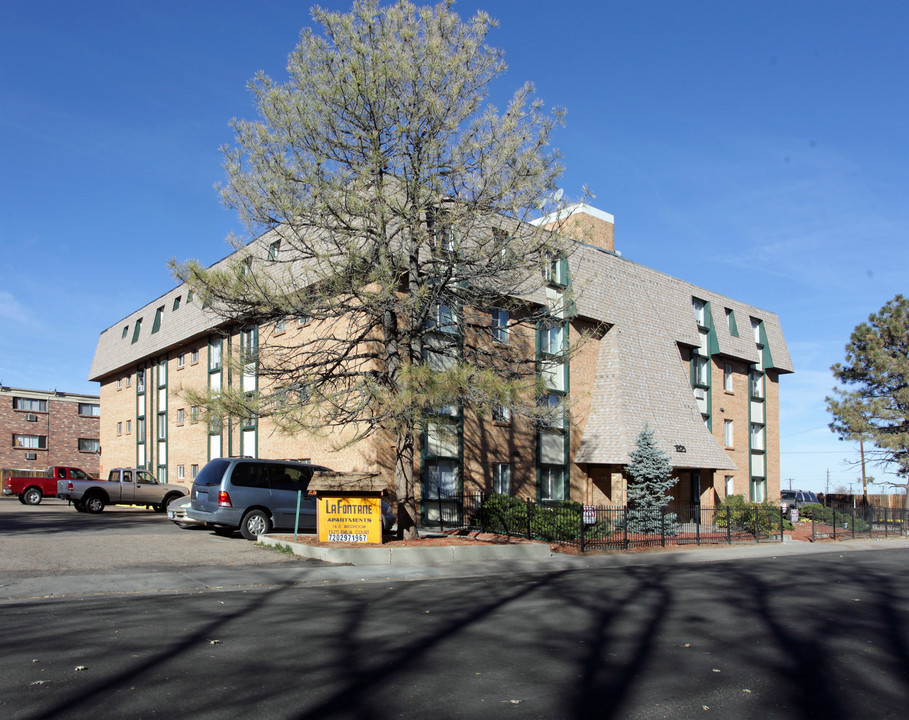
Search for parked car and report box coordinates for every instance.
[185,458,395,540]
[166,495,205,528]
[2,466,94,505]
[780,489,820,519]
[57,468,187,514]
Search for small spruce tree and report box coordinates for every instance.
[624,425,680,535]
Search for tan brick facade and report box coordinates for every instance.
[0,387,100,475]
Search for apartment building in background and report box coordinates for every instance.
[0,386,101,474]
[88,204,792,508]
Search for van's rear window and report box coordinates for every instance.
[194,459,230,487]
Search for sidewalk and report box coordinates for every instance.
[4,534,908,604]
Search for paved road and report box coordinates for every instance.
[2,541,909,719]
[0,498,331,593]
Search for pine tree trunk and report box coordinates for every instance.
[395,430,419,539]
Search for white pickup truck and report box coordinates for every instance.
[57,468,187,514]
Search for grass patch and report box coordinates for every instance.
[258,541,296,554]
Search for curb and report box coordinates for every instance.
[258,534,553,565]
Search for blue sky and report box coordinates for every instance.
[1,1,907,494]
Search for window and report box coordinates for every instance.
[492,404,511,424]
[540,393,564,429]
[543,253,564,285]
[191,464,199,479]
[126,374,132,388]
[117,422,123,435]
[492,308,509,344]
[540,320,564,356]
[750,478,766,503]
[177,408,185,425]
[492,463,511,495]
[750,371,764,398]
[157,358,167,386]
[275,318,286,333]
[540,466,566,501]
[127,420,133,434]
[177,464,185,480]
[78,402,100,417]
[187,290,194,303]
[122,325,129,339]
[427,302,457,334]
[191,348,200,364]
[131,318,143,344]
[297,314,312,326]
[13,397,47,412]
[13,434,47,449]
[693,298,707,327]
[692,355,710,387]
[157,414,166,439]
[137,369,145,393]
[726,308,739,336]
[725,475,734,497]
[191,406,200,423]
[751,423,764,451]
[268,240,281,260]
[177,353,185,368]
[209,339,222,370]
[239,256,252,276]
[723,364,733,392]
[117,378,123,390]
[78,438,100,453]
[136,418,144,440]
[751,317,762,344]
[172,296,181,311]
[724,420,734,448]
[424,459,458,499]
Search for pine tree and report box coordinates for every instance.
[826,294,909,488]
[624,425,679,535]
[171,1,573,538]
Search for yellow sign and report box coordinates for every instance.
[317,496,383,544]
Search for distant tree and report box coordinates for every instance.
[171,1,575,538]
[826,295,909,504]
[624,425,679,534]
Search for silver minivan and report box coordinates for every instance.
[186,458,331,540]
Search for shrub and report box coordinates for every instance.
[800,504,870,532]
[716,495,790,534]
[472,494,611,541]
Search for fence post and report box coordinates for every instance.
[753,505,758,542]
[833,510,837,540]
[580,511,586,553]
[695,506,700,546]
[851,508,856,540]
[526,498,532,540]
[438,495,445,532]
[661,507,666,548]
[869,505,874,539]
[623,507,629,550]
[726,506,731,544]
[779,506,784,543]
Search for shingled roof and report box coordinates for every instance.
[570,240,791,469]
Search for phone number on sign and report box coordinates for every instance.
[328,533,368,542]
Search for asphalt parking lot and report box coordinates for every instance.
[0,497,326,579]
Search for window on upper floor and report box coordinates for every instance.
[751,423,764,451]
[173,296,181,311]
[492,404,511,424]
[751,317,763,345]
[723,419,734,448]
[268,240,281,261]
[726,308,739,336]
[693,298,707,327]
[13,434,47,449]
[723,364,733,392]
[540,319,565,356]
[750,371,764,399]
[78,438,100,453]
[13,397,47,413]
[78,403,100,417]
[131,318,143,344]
[492,463,511,495]
[152,306,164,334]
[492,308,509,344]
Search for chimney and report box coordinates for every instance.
[532,204,615,252]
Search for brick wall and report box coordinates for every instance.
[0,388,100,475]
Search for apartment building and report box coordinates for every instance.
[89,205,792,506]
[0,386,101,474]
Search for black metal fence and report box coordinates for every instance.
[420,493,788,551]
[798,503,908,541]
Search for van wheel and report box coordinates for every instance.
[240,510,271,541]
[84,495,106,513]
[23,487,43,505]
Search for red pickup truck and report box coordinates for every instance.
[2,466,95,505]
